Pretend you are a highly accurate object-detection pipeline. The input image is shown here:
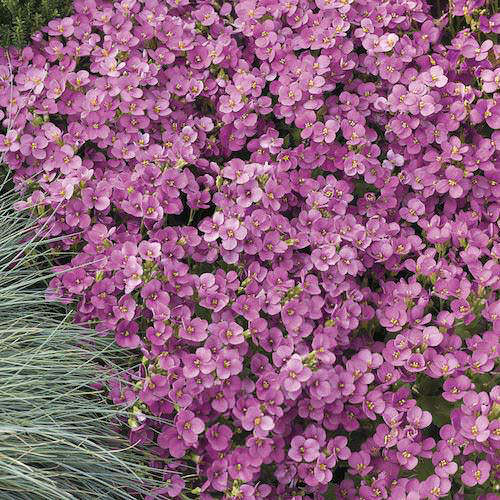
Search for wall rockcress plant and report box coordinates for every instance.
[0,0,499,498]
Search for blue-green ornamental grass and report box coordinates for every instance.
[0,172,175,499]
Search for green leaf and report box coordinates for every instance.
[417,396,458,427]
[412,458,435,481]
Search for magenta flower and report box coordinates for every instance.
[311,245,338,271]
[140,279,170,317]
[227,448,258,482]
[407,406,432,430]
[137,241,161,260]
[0,0,498,495]
[175,409,204,446]
[396,439,420,470]
[212,320,244,346]
[281,354,312,393]
[461,460,491,487]
[112,294,136,322]
[312,120,339,143]
[363,390,386,420]
[400,198,425,223]
[115,320,140,349]
[157,427,188,458]
[219,218,247,251]
[432,447,457,478]
[81,183,110,210]
[206,423,232,452]
[65,199,91,228]
[405,353,426,372]
[179,317,208,342]
[206,460,228,492]
[421,66,448,88]
[420,475,451,500]
[348,450,372,477]
[19,134,48,159]
[193,5,217,26]
[0,130,19,152]
[460,415,490,442]
[281,299,307,331]
[146,321,172,346]
[337,246,360,276]
[241,406,274,437]
[216,349,242,380]
[46,17,74,37]
[61,268,92,295]
[289,436,320,463]
[429,354,459,379]
[378,306,408,332]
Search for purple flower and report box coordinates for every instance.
[216,349,243,380]
[1,0,499,495]
[432,447,457,478]
[396,439,420,470]
[19,134,48,159]
[206,424,232,452]
[157,427,187,458]
[460,415,490,442]
[288,436,320,463]
[228,448,258,481]
[138,241,161,260]
[0,131,19,156]
[179,317,208,342]
[140,279,170,317]
[420,475,451,500]
[46,17,74,37]
[241,406,275,437]
[400,198,425,223]
[348,450,372,477]
[461,460,491,487]
[206,460,228,492]
[112,294,136,322]
[407,406,432,430]
[182,347,214,378]
[312,120,339,144]
[61,268,92,295]
[219,218,247,251]
[115,320,140,349]
[175,409,204,446]
[281,354,311,393]
[378,306,408,332]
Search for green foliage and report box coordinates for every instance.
[0,0,73,48]
[0,173,168,499]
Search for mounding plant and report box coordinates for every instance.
[0,0,499,498]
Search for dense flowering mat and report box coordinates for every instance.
[0,0,499,498]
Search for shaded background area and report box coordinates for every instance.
[0,0,73,47]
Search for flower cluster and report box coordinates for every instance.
[1,0,499,498]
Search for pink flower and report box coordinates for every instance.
[460,415,490,442]
[289,436,320,462]
[46,17,74,37]
[312,119,339,143]
[422,66,448,88]
[115,321,141,349]
[461,460,491,487]
[175,410,205,446]
[179,317,208,342]
[216,349,242,379]
[282,354,311,393]
[0,130,19,152]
